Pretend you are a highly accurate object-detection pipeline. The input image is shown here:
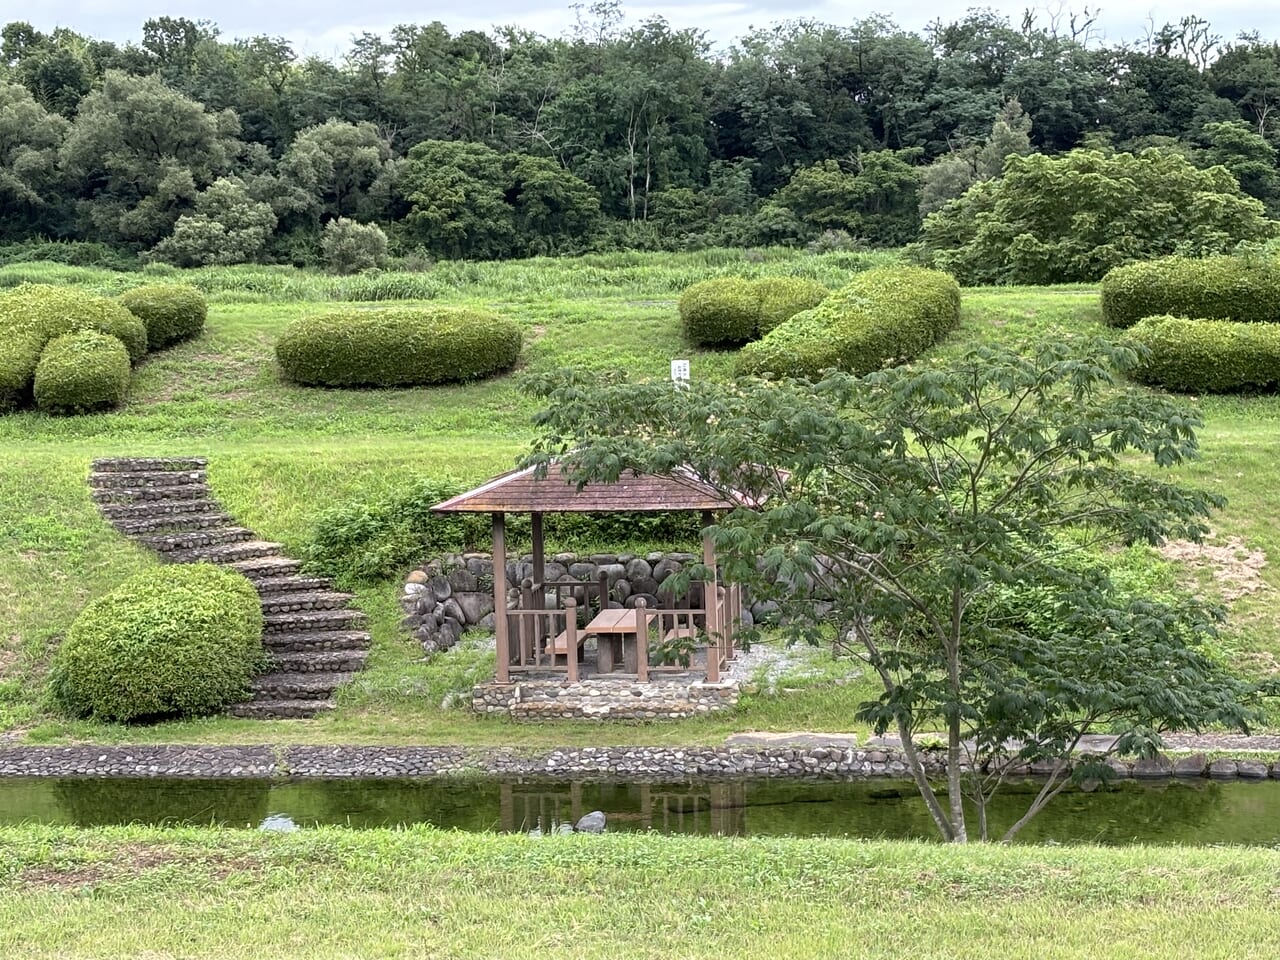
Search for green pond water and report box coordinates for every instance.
[2,776,1278,844]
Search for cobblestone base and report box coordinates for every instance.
[472,680,740,720]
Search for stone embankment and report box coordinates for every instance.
[4,742,1280,782]
[90,457,372,719]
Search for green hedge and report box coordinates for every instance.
[1127,315,1280,393]
[736,267,962,379]
[0,331,44,410]
[0,283,147,360]
[48,565,265,722]
[32,331,132,414]
[276,307,522,387]
[753,277,831,335]
[1100,256,1280,329]
[119,284,207,349]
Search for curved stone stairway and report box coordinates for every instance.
[89,457,371,719]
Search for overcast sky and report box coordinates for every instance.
[10,1,1280,58]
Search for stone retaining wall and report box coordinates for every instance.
[472,679,740,720]
[2,744,1278,782]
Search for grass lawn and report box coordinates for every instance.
[3,251,1280,744]
[2,825,1278,959]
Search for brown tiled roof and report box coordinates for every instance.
[432,463,742,514]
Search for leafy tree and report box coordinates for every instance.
[150,177,275,266]
[918,99,1033,218]
[1198,120,1280,213]
[916,148,1277,284]
[769,149,921,246]
[0,81,69,239]
[321,217,388,274]
[524,340,1264,843]
[505,154,602,255]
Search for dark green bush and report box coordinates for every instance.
[678,277,760,345]
[1100,256,1280,329]
[276,306,522,387]
[753,277,831,334]
[736,267,962,379]
[119,284,208,349]
[0,331,44,410]
[33,331,132,414]
[1126,315,1280,392]
[48,565,265,722]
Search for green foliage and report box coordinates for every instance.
[678,278,759,345]
[736,267,961,378]
[1099,255,1280,329]
[32,330,131,414]
[917,149,1279,285]
[47,564,264,722]
[753,277,831,335]
[1127,316,1280,393]
[149,178,277,267]
[118,284,207,349]
[321,218,389,275]
[275,306,522,387]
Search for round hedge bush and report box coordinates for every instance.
[275,306,522,387]
[1127,315,1280,393]
[679,278,760,346]
[48,564,265,722]
[0,331,45,411]
[753,277,831,335]
[119,283,207,349]
[1100,255,1280,329]
[33,330,132,414]
[736,267,962,379]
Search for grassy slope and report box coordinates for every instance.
[2,826,1277,959]
[2,257,1279,743]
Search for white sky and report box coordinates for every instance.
[7,1,1278,58]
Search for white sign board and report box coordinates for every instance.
[671,359,690,387]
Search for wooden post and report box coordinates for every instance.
[493,512,509,683]
[635,598,649,683]
[596,570,609,615]
[531,511,545,598]
[521,578,535,666]
[565,597,578,682]
[702,512,720,684]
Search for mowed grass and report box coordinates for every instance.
[3,255,1280,743]
[3,825,1279,959]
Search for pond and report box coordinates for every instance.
[3,776,1279,844]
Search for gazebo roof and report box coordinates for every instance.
[432,462,741,514]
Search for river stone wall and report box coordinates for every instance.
[2,744,1277,782]
[472,679,740,720]
[401,551,817,657]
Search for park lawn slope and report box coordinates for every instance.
[2,826,1277,960]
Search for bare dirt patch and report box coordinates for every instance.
[1159,535,1268,601]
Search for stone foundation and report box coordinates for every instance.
[472,679,740,720]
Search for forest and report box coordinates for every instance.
[3,4,1280,269]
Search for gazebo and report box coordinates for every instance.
[432,462,744,685]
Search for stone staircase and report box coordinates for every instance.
[89,457,371,719]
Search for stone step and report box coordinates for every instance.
[261,630,372,654]
[269,649,369,674]
[253,575,335,597]
[89,469,207,489]
[164,540,284,565]
[230,556,303,580]
[110,512,235,535]
[97,499,223,520]
[91,457,208,473]
[263,609,367,634]
[92,484,210,503]
[140,527,255,553]
[227,698,335,719]
[261,591,356,614]
[250,671,357,700]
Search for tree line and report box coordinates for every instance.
[3,4,1280,267]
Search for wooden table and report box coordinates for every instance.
[584,608,652,674]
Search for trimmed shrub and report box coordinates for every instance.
[736,267,962,379]
[119,284,208,349]
[276,306,522,387]
[0,283,147,361]
[1100,256,1280,329]
[679,277,760,345]
[48,565,265,722]
[33,331,132,414]
[753,277,831,335]
[0,331,44,410]
[1127,316,1280,393]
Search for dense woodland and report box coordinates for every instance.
[3,5,1280,268]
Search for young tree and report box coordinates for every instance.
[524,340,1264,843]
[150,177,275,266]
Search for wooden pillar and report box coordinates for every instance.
[565,598,579,682]
[635,597,649,683]
[493,512,510,683]
[531,511,545,594]
[702,510,720,683]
